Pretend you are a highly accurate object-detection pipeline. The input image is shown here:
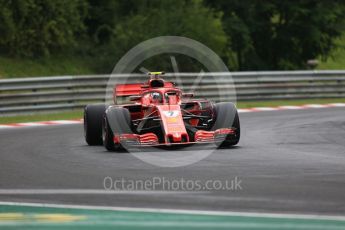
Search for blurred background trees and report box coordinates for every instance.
[206,0,345,70]
[0,0,345,76]
[0,0,87,56]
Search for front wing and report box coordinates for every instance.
[113,128,236,147]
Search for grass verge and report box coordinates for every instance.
[318,34,345,70]
[0,98,345,124]
[0,110,83,124]
[0,55,97,78]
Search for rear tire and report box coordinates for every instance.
[212,102,240,147]
[84,104,106,145]
[103,107,132,151]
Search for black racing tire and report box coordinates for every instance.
[84,104,107,145]
[102,115,115,151]
[103,107,132,151]
[212,102,240,147]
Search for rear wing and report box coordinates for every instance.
[113,84,143,105]
[114,83,143,97]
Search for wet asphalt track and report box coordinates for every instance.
[0,107,345,215]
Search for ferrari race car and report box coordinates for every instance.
[84,72,240,151]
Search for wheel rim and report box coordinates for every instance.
[102,118,106,144]
[84,113,88,139]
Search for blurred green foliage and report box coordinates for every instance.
[206,0,345,70]
[0,0,87,56]
[0,0,344,74]
[85,0,228,72]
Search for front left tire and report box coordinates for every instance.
[102,107,133,151]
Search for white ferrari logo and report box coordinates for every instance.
[163,110,179,117]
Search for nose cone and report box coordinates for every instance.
[172,132,182,142]
[167,132,188,143]
[157,105,189,143]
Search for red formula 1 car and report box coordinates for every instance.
[84,72,240,151]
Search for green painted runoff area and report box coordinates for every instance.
[1,204,345,229]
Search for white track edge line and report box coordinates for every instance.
[0,189,205,195]
[0,201,345,221]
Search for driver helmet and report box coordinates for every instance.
[151,92,162,103]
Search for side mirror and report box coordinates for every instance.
[129,95,141,102]
[182,93,194,98]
